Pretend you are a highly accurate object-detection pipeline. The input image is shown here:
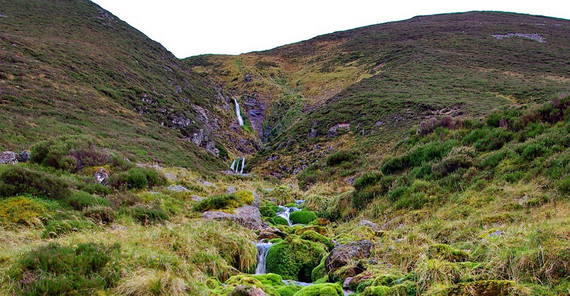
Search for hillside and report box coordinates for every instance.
[0,0,258,171]
[186,11,570,177]
[0,3,569,296]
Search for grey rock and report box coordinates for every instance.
[327,123,351,138]
[308,127,318,139]
[358,220,379,230]
[0,151,18,164]
[343,277,353,289]
[202,206,262,230]
[17,150,30,162]
[200,180,215,187]
[226,186,237,194]
[489,230,504,237]
[192,195,203,202]
[230,285,266,296]
[325,240,374,272]
[167,185,190,192]
[252,191,260,208]
[93,168,110,185]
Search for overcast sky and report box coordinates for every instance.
[91,0,569,58]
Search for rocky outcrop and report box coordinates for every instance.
[0,151,18,164]
[327,123,350,138]
[167,185,189,192]
[325,240,374,272]
[93,168,110,186]
[202,206,262,229]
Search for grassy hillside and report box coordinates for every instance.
[186,12,570,177]
[0,0,255,171]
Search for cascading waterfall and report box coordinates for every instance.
[276,200,305,226]
[230,157,245,174]
[233,97,244,126]
[254,241,273,274]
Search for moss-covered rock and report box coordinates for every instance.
[292,283,343,296]
[216,274,286,296]
[272,216,290,226]
[266,236,328,282]
[295,226,331,237]
[430,280,521,296]
[290,210,317,224]
[300,230,334,251]
[311,256,327,282]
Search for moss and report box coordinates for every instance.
[311,256,327,282]
[427,244,470,262]
[434,280,521,296]
[362,285,393,296]
[235,190,255,205]
[0,196,54,227]
[293,283,343,296]
[300,230,334,251]
[290,210,317,224]
[266,236,327,282]
[272,216,290,226]
[295,226,331,237]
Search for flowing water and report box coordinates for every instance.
[230,157,245,174]
[233,97,244,126]
[254,241,274,274]
[276,199,304,226]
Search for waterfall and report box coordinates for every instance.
[276,200,304,226]
[233,97,244,126]
[255,241,273,274]
[230,157,246,174]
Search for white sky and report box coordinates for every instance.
[91,0,569,58]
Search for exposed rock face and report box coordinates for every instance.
[327,123,351,137]
[202,206,262,229]
[93,168,110,186]
[258,227,286,240]
[167,185,189,192]
[0,151,18,164]
[229,285,266,296]
[17,151,30,162]
[325,240,374,272]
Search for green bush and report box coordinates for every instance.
[0,166,70,200]
[290,210,317,224]
[10,242,120,295]
[31,137,110,172]
[557,176,570,195]
[66,191,111,211]
[111,168,166,190]
[520,142,546,161]
[83,206,116,224]
[81,182,112,196]
[354,171,384,191]
[326,150,359,166]
[42,219,96,238]
[481,150,512,168]
[474,128,512,151]
[129,205,168,225]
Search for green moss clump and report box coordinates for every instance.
[266,236,327,282]
[311,256,327,282]
[293,283,343,296]
[427,244,470,262]
[290,210,317,224]
[261,205,278,217]
[0,196,55,227]
[435,280,519,296]
[272,216,290,226]
[300,230,334,251]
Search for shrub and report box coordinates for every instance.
[0,196,53,227]
[10,242,120,295]
[112,168,166,190]
[194,194,240,212]
[0,166,70,200]
[42,219,96,238]
[326,150,359,166]
[130,206,168,225]
[354,171,383,191]
[127,168,149,189]
[481,150,512,168]
[474,128,512,151]
[520,142,546,161]
[290,211,317,224]
[31,137,110,172]
[66,190,111,210]
[558,176,570,195]
[82,182,112,196]
[432,146,474,176]
[83,206,116,224]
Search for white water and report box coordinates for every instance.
[230,157,245,174]
[254,241,273,274]
[276,200,305,226]
[233,97,244,126]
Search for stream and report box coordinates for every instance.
[252,200,354,295]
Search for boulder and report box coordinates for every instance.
[229,285,266,296]
[258,227,286,241]
[327,123,350,138]
[252,191,260,208]
[93,168,110,185]
[202,206,262,229]
[358,220,380,230]
[325,240,374,272]
[226,186,237,194]
[0,151,17,164]
[167,185,189,192]
[17,150,30,162]
[266,236,327,282]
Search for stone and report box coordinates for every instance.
[202,206,262,229]
[17,150,30,162]
[229,285,266,296]
[325,240,374,272]
[308,127,318,139]
[226,186,237,194]
[358,220,380,230]
[200,180,215,187]
[93,168,110,185]
[0,151,17,164]
[252,191,260,208]
[258,227,286,240]
[327,123,350,138]
[191,195,203,202]
[167,185,189,192]
[343,277,353,289]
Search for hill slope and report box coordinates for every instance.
[0,0,258,171]
[186,11,570,176]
